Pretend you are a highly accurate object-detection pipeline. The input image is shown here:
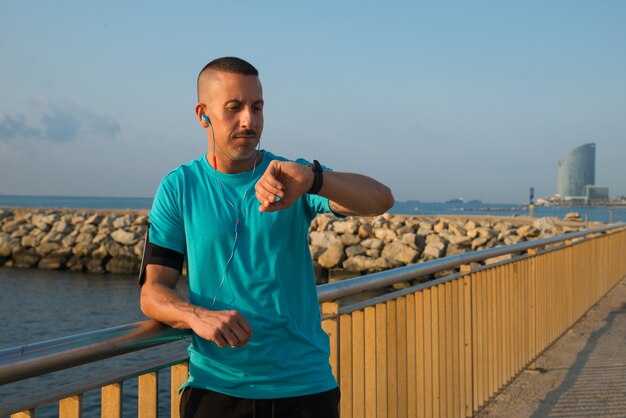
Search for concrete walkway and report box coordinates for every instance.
[479,276,626,418]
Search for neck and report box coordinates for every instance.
[208,151,262,174]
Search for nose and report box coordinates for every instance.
[240,107,254,129]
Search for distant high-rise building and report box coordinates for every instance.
[557,143,596,200]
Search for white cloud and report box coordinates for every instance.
[0,99,121,144]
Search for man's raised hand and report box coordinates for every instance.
[255,160,314,212]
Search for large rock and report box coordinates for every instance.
[41,231,64,243]
[13,224,35,238]
[471,237,489,250]
[445,244,471,257]
[493,222,513,233]
[426,233,447,247]
[51,220,70,234]
[21,235,40,248]
[66,255,86,272]
[340,233,361,246]
[309,245,324,260]
[317,243,345,269]
[79,224,98,234]
[70,215,86,225]
[361,238,383,250]
[382,242,419,264]
[343,255,377,272]
[446,234,472,246]
[38,253,68,270]
[400,233,418,249]
[133,215,149,225]
[106,256,138,274]
[422,244,444,259]
[358,223,372,238]
[517,225,539,238]
[332,220,359,235]
[0,209,13,222]
[345,245,367,258]
[35,242,61,256]
[464,220,477,231]
[73,242,98,257]
[134,240,146,257]
[309,231,341,248]
[373,228,397,242]
[13,250,40,268]
[0,233,19,257]
[327,268,357,283]
[105,240,125,257]
[110,229,138,246]
[433,220,447,234]
[503,235,523,246]
[343,255,400,272]
[84,213,102,225]
[532,217,556,231]
[2,220,23,234]
[61,234,77,248]
[86,258,106,273]
[448,224,467,237]
[112,216,132,229]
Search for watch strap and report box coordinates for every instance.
[307,160,324,195]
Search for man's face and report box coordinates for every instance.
[201,71,264,168]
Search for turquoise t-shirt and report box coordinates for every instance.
[148,151,338,399]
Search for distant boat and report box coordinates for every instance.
[467,199,482,204]
[446,198,464,204]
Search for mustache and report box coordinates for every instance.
[233,129,257,137]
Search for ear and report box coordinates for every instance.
[195,103,210,128]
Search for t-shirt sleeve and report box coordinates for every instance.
[148,174,186,254]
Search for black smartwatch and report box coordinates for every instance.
[307,160,324,195]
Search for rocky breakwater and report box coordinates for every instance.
[0,208,592,277]
[0,208,147,274]
[309,213,592,285]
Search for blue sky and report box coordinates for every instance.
[1,1,624,203]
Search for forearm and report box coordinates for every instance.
[140,282,197,330]
[319,171,394,216]
[140,265,253,348]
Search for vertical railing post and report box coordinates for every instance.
[101,382,122,418]
[526,249,538,369]
[59,395,82,418]
[321,302,340,382]
[460,264,473,417]
[385,299,398,418]
[364,306,377,418]
[171,362,189,418]
[339,311,353,418]
[138,372,158,418]
[11,411,35,418]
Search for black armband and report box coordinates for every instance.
[138,227,184,286]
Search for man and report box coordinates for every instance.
[140,57,393,418]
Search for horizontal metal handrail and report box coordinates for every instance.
[0,319,191,386]
[1,352,188,417]
[0,222,623,387]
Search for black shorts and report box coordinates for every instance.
[180,386,340,418]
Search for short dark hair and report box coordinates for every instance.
[197,57,259,101]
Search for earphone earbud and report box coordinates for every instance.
[201,114,212,125]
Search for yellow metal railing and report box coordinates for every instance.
[2,226,625,417]
[322,228,626,417]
